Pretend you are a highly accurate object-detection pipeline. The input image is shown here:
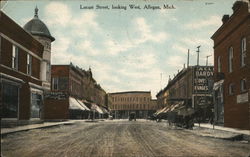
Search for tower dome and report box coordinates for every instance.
[23,7,55,41]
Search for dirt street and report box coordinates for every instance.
[1,120,250,157]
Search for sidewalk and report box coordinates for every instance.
[1,120,76,136]
[194,123,250,135]
[192,123,250,141]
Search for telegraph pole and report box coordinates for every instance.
[206,55,212,66]
[197,46,201,66]
[196,46,201,127]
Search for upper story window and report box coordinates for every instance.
[240,79,247,92]
[228,83,234,95]
[228,47,233,73]
[12,45,18,70]
[217,56,221,72]
[241,37,246,67]
[27,54,32,75]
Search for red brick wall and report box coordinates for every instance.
[0,11,44,120]
[212,2,250,130]
[44,98,69,119]
[19,83,31,120]
[0,11,43,56]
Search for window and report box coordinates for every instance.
[12,45,18,70]
[2,83,19,118]
[46,62,51,81]
[217,56,221,72]
[240,79,247,92]
[30,93,42,118]
[228,47,233,73]
[241,37,246,67]
[228,83,234,95]
[27,54,32,75]
[52,77,58,90]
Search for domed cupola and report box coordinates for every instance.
[24,7,55,41]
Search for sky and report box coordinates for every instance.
[1,0,236,98]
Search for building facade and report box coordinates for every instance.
[211,0,250,129]
[44,63,108,119]
[0,11,44,120]
[23,7,55,92]
[109,91,157,119]
[156,66,214,121]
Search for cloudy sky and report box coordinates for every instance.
[2,0,236,98]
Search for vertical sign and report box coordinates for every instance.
[193,66,214,107]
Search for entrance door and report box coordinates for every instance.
[30,93,42,119]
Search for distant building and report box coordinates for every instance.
[109,91,158,119]
[156,66,214,121]
[23,7,55,92]
[211,0,250,129]
[0,11,44,120]
[44,64,108,119]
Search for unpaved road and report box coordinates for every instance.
[1,120,250,157]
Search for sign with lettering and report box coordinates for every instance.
[194,95,213,106]
[237,92,249,104]
[193,66,214,94]
[45,92,68,100]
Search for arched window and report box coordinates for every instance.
[217,56,221,72]
[241,37,246,67]
[228,47,233,73]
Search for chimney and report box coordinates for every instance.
[232,0,248,13]
[222,15,229,24]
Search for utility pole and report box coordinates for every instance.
[197,46,201,66]
[196,46,201,127]
[187,49,190,68]
[206,55,212,66]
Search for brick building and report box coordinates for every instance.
[23,7,55,92]
[0,11,45,121]
[156,66,214,121]
[109,91,158,119]
[44,63,108,119]
[211,0,250,129]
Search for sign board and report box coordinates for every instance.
[237,92,249,104]
[45,92,68,100]
[193,66,214,94]
[192,94,213,108]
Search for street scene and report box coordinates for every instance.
[1,0,250,157]
[2,120,250,157]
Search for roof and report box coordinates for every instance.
[23,7,55,41]
[211,0,250,40]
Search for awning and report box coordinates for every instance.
[69,97,86,111]
[100,106,109,114]
[91,103,104,114]
[155,106,168,115]
[76,99,90,111]
[213,80,224,90]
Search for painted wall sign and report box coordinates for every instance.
[237,92,249,104]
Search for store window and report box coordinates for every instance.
[30,93,42,118]
[2,83,19,118]
[12,45,18,70]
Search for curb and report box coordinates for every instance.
[1,122,74,137]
